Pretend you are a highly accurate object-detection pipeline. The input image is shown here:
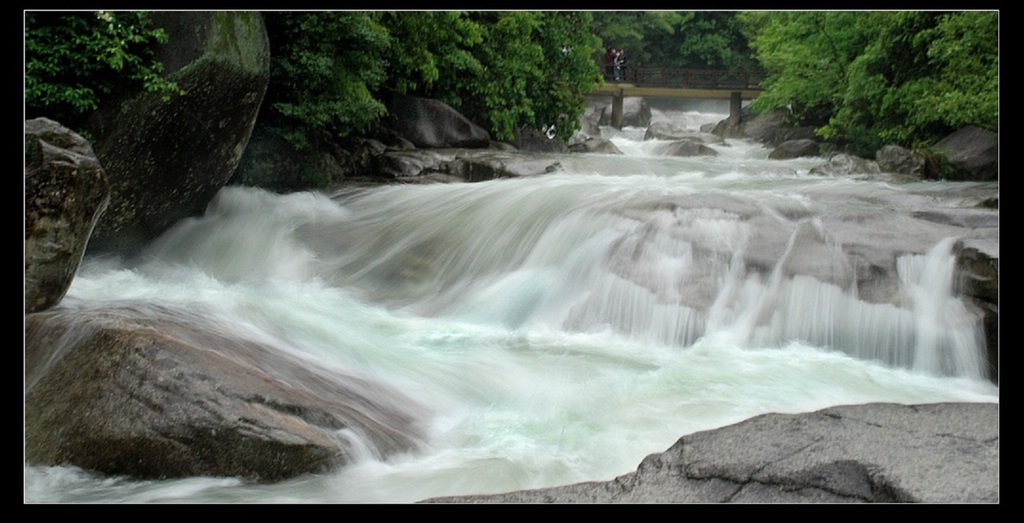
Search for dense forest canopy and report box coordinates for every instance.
[25,10,997,163]
[738,10,998,156]
[591,11,760,70]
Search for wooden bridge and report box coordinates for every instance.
[592,67,765,129]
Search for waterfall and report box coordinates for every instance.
[172,172,983,380]
[900,237,987,377]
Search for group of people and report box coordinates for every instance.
[604,47,628,82]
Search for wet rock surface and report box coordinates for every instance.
[423,402,998,503]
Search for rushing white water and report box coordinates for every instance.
[24,110,998,503]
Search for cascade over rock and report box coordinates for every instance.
[644,121,725,144]
[25,90,998,500]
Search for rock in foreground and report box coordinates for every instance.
[25,302,425,482]
[24,118,109,314]
[423,402,997,503]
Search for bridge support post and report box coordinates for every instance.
[611,91,624,130]
[729,91,742,127]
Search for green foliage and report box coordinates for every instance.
[532,12,605,140]
[591,12,757,69]
[672,12,760,69]
[591,11,654,64]
[741,11,998,156]
[380,11,603,142]
[25,11,183,128]
[914,11,998,133]
[261,11,390,150]
[379,11,484,102]
[261,11,602,149]
[742,11,866,128]
[479,11,603,141]
[466,12,546,141]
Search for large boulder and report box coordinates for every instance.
[930,125,998,181]
[512,126,568,153]
[84,11,270,255]
[24,302,425,481]
[385,94,491,149]
[423,402,998,503]
[568,135,623,155]
[24,118,110,313]
[371,149,453,180]
[445,151,564,181]
[644,122,726,145]
[712,108,818,146]
[652,140,720,158]
[367,149,563,182]
[809,153,881,176]
[876,144,925,177]
[769,138,821,159]
[578,105,604,137]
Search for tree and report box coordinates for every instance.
[913,11,998,134]
[590,12,757,70]
[262,11,603,147]
[740,11,997,156]
[740,11,866,128]
[25,11,183,132]
[380,11,603,142]
[378,10,484,106]
[591,11,690,68]
[667,11,759,69]
[529,12,605,140]
[260,11,391,151]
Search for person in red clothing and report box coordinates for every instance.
[604,47,617,81]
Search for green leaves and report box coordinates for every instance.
[379,11,601,142]
[262,12,390,149]
[743,11,998,155]
[263,11,603,147]
[25,11,182,128]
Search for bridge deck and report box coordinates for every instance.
[593,67,764,99]
[590,68,764,129]
[591,84,762,100]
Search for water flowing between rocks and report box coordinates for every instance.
[25,111,998,503]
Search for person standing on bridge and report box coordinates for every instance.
[605,47,617,81]
[615,48,628,81]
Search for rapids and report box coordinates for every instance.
[25,108,998,503]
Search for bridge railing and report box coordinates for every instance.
[606,67,765,90]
